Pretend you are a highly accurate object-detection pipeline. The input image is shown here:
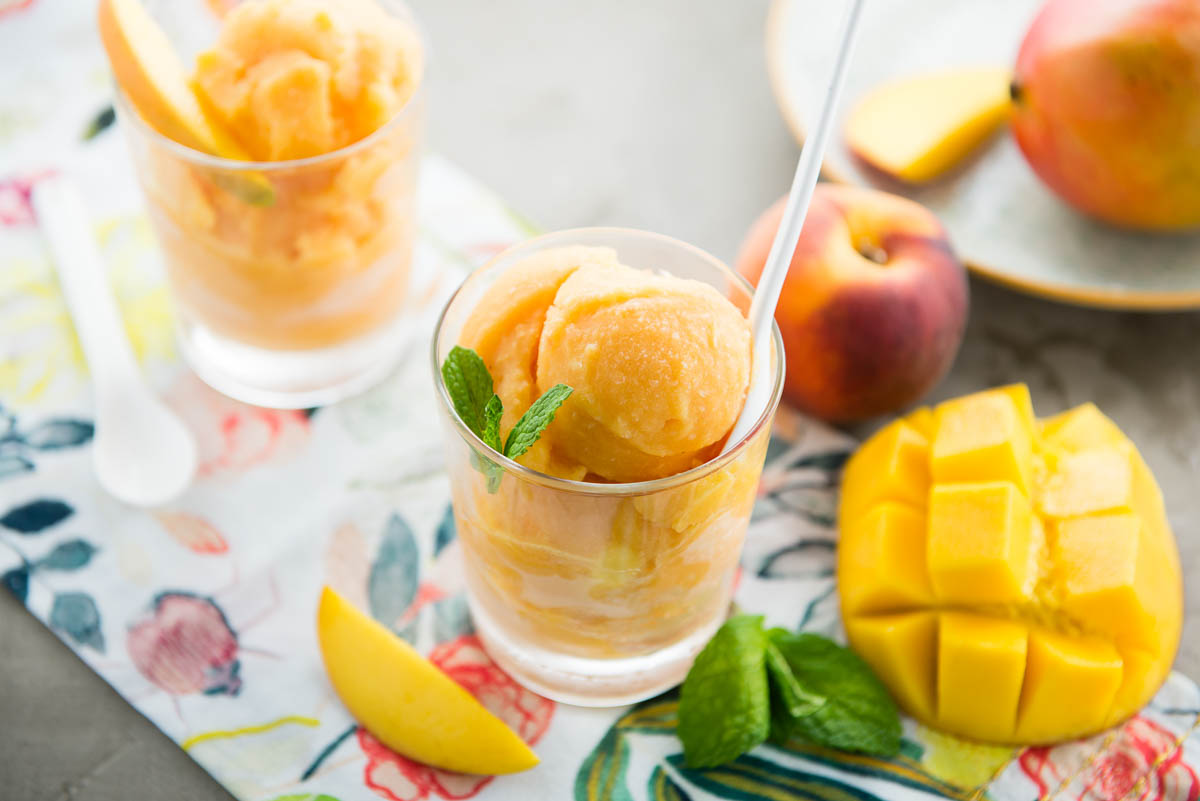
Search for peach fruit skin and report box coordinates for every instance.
[735,184,968,423]
[1011,0,1200,230]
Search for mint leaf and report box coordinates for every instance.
[441,346,494,437]
[484,461,503,493]
[468,449,505,494]
[481,394,503,452]
[678,615,770,768]
[442,348,572,493]
[504,384,572,460]
[765,639,825,745]
[479,395,504,493]
[766,629,900,756]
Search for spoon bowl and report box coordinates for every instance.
[91,384,197,507]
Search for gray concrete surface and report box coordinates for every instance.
[2,1,1197,798]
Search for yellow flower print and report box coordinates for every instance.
[0,214,175,409]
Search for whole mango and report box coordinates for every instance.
[838,385,1182,744]
[1011,0,1200,229]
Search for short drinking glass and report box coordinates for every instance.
[432,228,785,706]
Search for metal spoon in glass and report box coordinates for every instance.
[723,0,866,453]
[32,176,197,506]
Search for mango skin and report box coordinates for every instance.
[838,385,1182,745]
[1011,0,1200,230]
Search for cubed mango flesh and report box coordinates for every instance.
[838,418,930,524]
[839,503,934,616]
[927,481,1035,604]
[838,388,1182,745]
[1038,447,1134,519]
[932,386,1035,495]
[844,612,937,722]
[1039,403,1126,452]
[1015,629,1122,743]
[937,613,1027,737]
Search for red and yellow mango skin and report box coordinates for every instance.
[736,185,967,423]
[1011,0,1200,229]
[838,386,1183,745]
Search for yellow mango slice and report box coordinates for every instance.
[932,388,1033,495]
[839,419,929,524]
[845,67,1013,183]
[838,384,1182,745]
[316,587,538,775]
[845,613,937,722]
[97,0,250,159]
[1015,629,1122,743]
[1037,447,1133,518]
[839,503,934,616]
[927,481,1034,604]
[938,613,1027,738]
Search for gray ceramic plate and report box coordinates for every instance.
[767,0,1200,310]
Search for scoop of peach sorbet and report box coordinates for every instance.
[192,0,423,161]
[458,246,752,483]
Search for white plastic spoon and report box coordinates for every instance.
[32,176,197,506]
[724,0,867,452]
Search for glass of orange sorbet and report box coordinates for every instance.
[432,229,785,705]
[116,0,424,407]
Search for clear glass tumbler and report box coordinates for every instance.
[118,1,424,408]
[432,228,785,706]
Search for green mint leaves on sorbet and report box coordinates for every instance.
[677,615,900,768]
[481,394,504,453]
[442,346,496,436]
[504,383,573,460]
[441,346,572,491]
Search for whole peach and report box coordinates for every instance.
[1012,0,1200,229]
[735,185,968,423]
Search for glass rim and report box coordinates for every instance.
[112,0,427,173]
[430,226,787,497]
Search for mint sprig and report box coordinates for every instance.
[766,628,901,755]
[765,637,825,743]
[482,394,503,453]
[505,383,573,460]
[442,346,496,435]
[677,615,900,769]
[441,346,573,492]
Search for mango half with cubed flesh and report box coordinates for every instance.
[838,385,1182,744]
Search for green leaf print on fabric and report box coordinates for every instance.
[367,514,419,633]
[647,766,692,801]
[574,727,635,801]
[667,753,886,801]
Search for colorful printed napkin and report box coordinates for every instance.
[3,2,1200,800]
